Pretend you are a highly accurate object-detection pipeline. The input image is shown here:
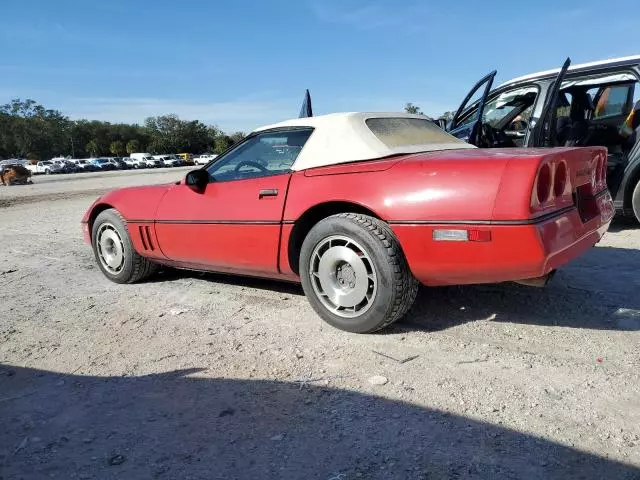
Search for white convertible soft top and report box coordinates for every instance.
[253,112,474,171]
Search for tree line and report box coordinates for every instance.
[0,99,246,161]
[404,102,455,121]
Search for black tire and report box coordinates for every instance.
[299,213,419,333]
[91,208,157,284]
[632,180,640,223]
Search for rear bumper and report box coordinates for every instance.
[391,191,614,286]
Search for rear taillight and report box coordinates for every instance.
[536,163,552,204]
[554,161,567,197]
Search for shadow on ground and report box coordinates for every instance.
[608,217,639,233]
[400,245,640,333]
[0,365,638,480]
[152,245,640,333]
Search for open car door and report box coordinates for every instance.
[531,57,571,147]
[448,70,497,146]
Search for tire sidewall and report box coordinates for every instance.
[633,180,640,223]
[91,209,137,284]
[299,216,397,333]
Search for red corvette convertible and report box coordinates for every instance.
[82,113,614,333]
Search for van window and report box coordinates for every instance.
[592,85,632,119]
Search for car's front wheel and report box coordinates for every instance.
[91,208,158,284]
[299,213,419,333]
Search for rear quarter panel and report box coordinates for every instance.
[284,150,510,222]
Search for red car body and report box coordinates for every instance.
[82,146,613,286]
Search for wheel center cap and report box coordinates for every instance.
[337,263,356,288]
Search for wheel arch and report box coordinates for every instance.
[87,203,116,240]
[287,201,383,275]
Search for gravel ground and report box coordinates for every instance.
[1,170,639,480]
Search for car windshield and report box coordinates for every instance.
[457,86,538,129]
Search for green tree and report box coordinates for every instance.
[213,136,234,154]
[0,98,238,161]
[126,139,141,154]
[404,103,423,115]
[110,140,125,156]
[86,139,100,157]
[229,132,246,144]
[0,99,70,159]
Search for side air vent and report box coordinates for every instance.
[138,225,155,251]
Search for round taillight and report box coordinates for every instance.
[537,163,552,204]
[554,161,567,197]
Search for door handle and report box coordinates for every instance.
[259,189,279,199]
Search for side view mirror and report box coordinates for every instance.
[185,169,209,193]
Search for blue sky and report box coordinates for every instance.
[1,0,638,132]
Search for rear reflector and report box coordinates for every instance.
[433,229,491,242]
[468,229,492,242]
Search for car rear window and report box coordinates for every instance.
[365,117,465,148]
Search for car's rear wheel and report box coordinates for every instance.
[299,213,419,333]
[632,180,640,223]
[91,209,158,284]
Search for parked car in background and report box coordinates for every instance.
[31,160,63,174]
[444,55,640,222]
[194,154,217,165]
[103,157,127,170]
[130,153,160,168]
[124,157,144,169]
[50,158,77,173]
[153,155,182,167]
[83,112,613,333]
[91,158,118,171]
[177,153,193,165]
[63,160,80,173]
[111,157,130,170]
[167,154,185,166]
[71,159,98,172]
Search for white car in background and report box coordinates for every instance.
[194,154,217,165]
[123,157,143,169]
[129,153,159,168]
[31,160,62,174]
[70,159,97,171]
[153,155,182,167]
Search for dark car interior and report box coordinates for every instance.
[555,81,639,190]
[460,78,639,153]
[451,71,640,207]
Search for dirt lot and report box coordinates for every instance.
[1,169,639,479]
